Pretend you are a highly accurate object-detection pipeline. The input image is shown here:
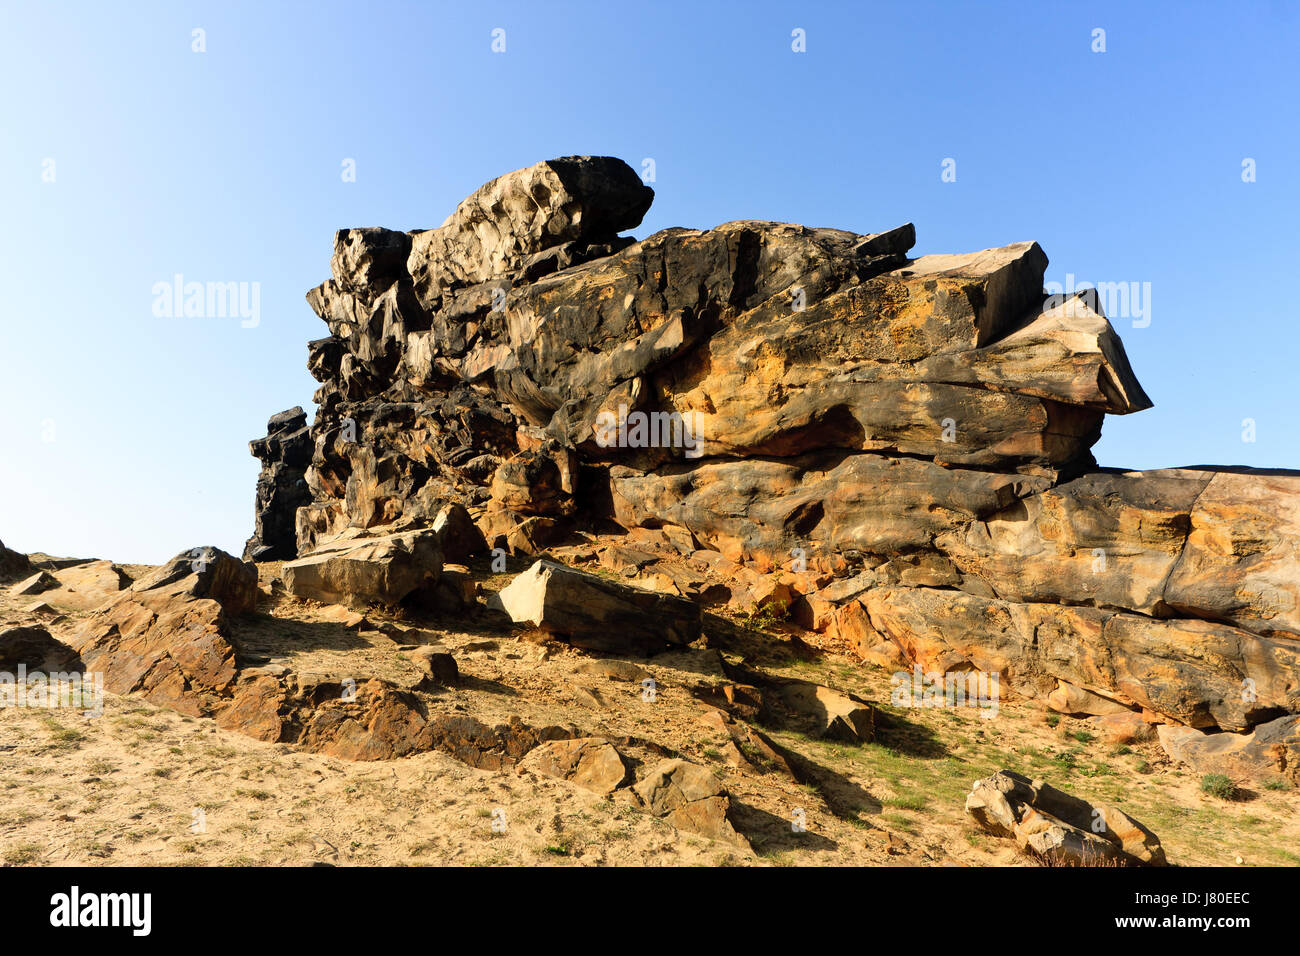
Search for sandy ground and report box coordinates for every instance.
[2,555,1298,867]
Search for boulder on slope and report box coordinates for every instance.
[489,559,701,656]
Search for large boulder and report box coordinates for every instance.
[966,770,1165,866]
[405,155,653,309]
[488,559,702,655]
[769,681,875,743]
[634,758,749,848]
[283,527,442,608]
[71,547,255,716]
[128,547,258,613]
[517,736,629,794]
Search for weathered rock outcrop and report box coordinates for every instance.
[243,407,312,561]
[245,154,1299,742]
[1158,717,1300,787]
[633,758,749,848]
[72,547,257,716]
[518,736,630,794]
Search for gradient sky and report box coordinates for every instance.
[2,0,1297,563]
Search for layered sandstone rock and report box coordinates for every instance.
[246,154,1299,742]
[1157,717,1300,787]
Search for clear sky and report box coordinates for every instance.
[2,0,1297,563]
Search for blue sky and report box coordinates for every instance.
[2,0,1297,563]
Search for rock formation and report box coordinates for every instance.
[72,547,258,716]
[282,526,441,608]
[967,770,1165,866]
[243,407,312,561]
[0,539,32,581]
[249,154,1297,747]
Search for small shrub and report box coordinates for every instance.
[3,843,41,865]
[744,599,790,631]
[1200,773,1240,800]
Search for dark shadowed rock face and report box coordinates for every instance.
[0,539,32,581]
[0,625,79,671]
[243,407,312,562]
[241,154,1300,739]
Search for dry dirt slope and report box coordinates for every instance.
[2,556,1297,868]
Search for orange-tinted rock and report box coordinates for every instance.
[633,758,748,848]
[517,736,629,794]
[218,673,287,742]
[71,549,256,717]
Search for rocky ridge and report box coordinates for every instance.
[4,156,1297,863]
[242,155,1297,747]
